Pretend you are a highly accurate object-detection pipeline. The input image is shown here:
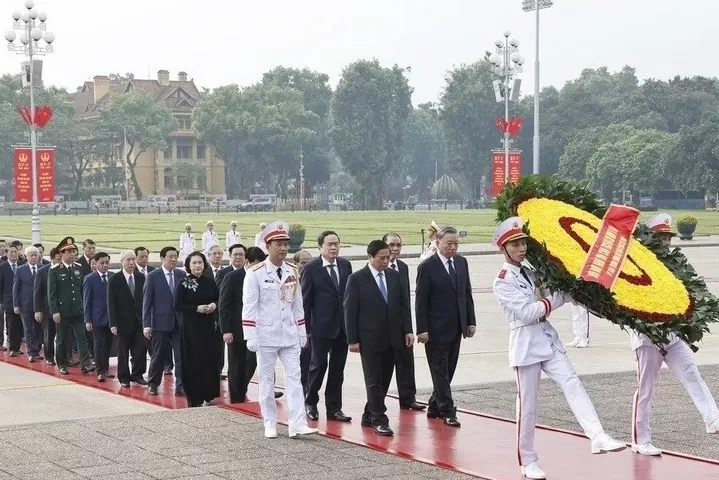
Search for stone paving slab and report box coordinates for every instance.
[0,407,479,480]
[418,364,719,461]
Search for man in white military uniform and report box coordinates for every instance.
[419,220,440,262]
[242,220,318,439]
[254,222,268,254]
[491,217,625,480]
[225,221,241,250]
[202,221,219,255]
[178,223,195,263]
[566,304,590,348]
[629,213,719,456]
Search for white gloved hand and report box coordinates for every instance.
[246,339,258,352]
[300,335,308,349]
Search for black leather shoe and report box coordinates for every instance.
[274,391,284,399]
[81,365,95,374]
[305,405,319,421]
[9,351,18,357]
[28,355,37,363]
[360,418,372,427]
[374,424,394,436]
[46,360,55,366]
[175,388,185,397]
[120,382,131,388]
[97,374,106,382]
[148,385,158,395]
[220,374,227,380]
[400,402,426,411]
[68,359,80,366]
[132,377,148,385]
[444,417,461,427]
[106,373,115,379]
[163,369,172,376]
[329,410,352,422]
[59,367,69,375]
[426,410,442,419]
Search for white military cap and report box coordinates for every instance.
[263,220,291,243]
[184,223,192,228]
[492,216,528,248]
[427,220,441,239]
[206,220,214,226]
[645,213,676,235]
[230,220,237,226]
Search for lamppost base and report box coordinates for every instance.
[31,208,41,244]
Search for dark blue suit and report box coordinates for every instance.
[12,262,43,357]
[83,271,112,375]
[0,261,23,352]
[143,267,186,391]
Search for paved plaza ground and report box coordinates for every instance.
[2,243,719,478]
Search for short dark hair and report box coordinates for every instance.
[246,247,266,263]
[184,251,207,272]
[381,232,402,243]
[229,243,247,255]
[33,243,43,250]
[10,240,22,249]
[160,246,178,258]
[0,239,5,243]
[318,230,340,246]
[93,252,110,262]
[367,240,389,257]
[50,247,59,258]
[83,239,95,247]
[134,246,149,255]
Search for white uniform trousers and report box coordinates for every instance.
[571,304,590,340]
[632,342,719,445]
[514,348,604,466]
[257,344,308,430]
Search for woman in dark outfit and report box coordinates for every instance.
[175,251,220,407]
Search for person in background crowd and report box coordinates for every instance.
[143,247,186,396]
[293,249,313,394]
[33,243,49,265]
[134,247,154,277]
[0,239,7,258]
[492,216,625,479]
[108,250,147,388]
[419,220,440,262]
[202,221,219,255]
[293,250,312,274]
[84,252,113,381]
[175,251,220,407]
[254,222,267,254]
[34,247,60,364]
[226,221,241,249]
[49,237,94,375]
[1,243,24,356]
[179,223,195,263]
[90,258,97,273]
[13,246,43,362]
[76,239,96,277]
[242,221,317,439]
[219,244,249,402]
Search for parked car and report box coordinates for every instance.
[239,198,274,212]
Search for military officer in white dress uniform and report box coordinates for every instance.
[491,217,625,480]
[242,220,318,439]
[254,222,268,254]
[225,221,241,249]
[202,220,219,255]
[629,213,719,456]
[179,223,195,263]
[419,220,440,262]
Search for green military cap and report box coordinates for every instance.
[57,236,77,253]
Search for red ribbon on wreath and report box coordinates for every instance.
[16,106,54,128]
[495,117,523,136]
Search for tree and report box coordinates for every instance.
[330,59,412,207]
[666,113,719,192]
[439,58,502,196]
[401,103,447,199]
[557,124,638,180]
[98,92,177,199]
[174,159,207,196]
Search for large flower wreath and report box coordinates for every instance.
[495,175,719,350]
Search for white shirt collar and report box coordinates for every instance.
[123,270,133,282]
[368,264,384,278]
[389,259,398,270]
[437,252,451,265]
[162,266,173,275]
[322,257,337,268]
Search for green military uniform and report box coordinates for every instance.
[48,236,92,373]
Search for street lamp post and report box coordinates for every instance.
[5,0,54,244]
[522,0,553,174]
[489,31,524,184]
[299,145,305,211]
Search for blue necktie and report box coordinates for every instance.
[378,272,388,303]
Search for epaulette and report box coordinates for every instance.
[497,269,507,280]
[284,261,298,270]
[50,263,60,269]
[73,262,82,266]
[251,263,263,272]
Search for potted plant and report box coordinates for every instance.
[288,224,306,253]
[676,215,698,240]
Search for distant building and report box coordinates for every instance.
[72,70,225,198]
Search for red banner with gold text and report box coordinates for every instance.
[13,147,55,203]
[579,204,640,290]
[491,150,521,197]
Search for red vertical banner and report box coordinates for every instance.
[14,147,32,203]
[37,148,55,203]
[491,150,522,197]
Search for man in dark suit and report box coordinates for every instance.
[293,250,313,395]
[13,245,44,361]
[108,250,148,388]
[33,243,50,266]
[214,244,245,380]
[34,248,60,364]
[143,246,185,395]
[301,230,353,422]
[219,254,248,403]
[84,252,113,381]
[415,225,477,427]
[345,240,413,436]
[75,239,96,277]
[383,232,424,411]
[134,246,155,277]
[0,243,24,356]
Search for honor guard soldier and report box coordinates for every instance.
[419,220,440,262]
[179,223,195,263]
[202,220,219,255]
[491,217,625,480]
[242,221,318,439]
[629,213,719,456]
[48,237,94,375]
[226,221,241,249]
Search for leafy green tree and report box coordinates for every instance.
[401,102,447,199]
[98,92,177,199]
[330,59,412,208]
[557,124,638,180]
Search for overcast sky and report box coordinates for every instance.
[1,0,716,104]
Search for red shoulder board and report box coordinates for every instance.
[497,269,507,279]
